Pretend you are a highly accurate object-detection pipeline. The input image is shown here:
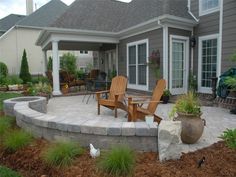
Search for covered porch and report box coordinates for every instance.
[36,28,119,95]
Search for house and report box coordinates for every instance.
[35,0,236,96]
[0,14,25,36]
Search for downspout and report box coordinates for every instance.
[187,0,199,22]
[218,0,223,77]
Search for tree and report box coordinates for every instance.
[60,53,77,75]
[19,49,31,84]
[47,56,53,71]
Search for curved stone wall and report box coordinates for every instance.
[3,96,158,152]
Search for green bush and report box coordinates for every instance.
[0,117,15,136]
[3,130,33,152]
[220,128,236,149]
[98,146,136,176]
[31,76,49,84]
[0,62,8,77]
[19,49,31,84]
[47,57,53,71]
[0,166,22,177]
[76,69,85,79]
[42,141,83,167]
[225,76,236,91]
[60,53,77,75]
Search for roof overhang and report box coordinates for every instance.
[36,14,198,49]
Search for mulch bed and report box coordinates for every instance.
[0,139,235,177]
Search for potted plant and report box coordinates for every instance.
[170,92,205,144]
[162,89,171,104]
[61,84,69,94]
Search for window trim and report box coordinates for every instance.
[126,39,149,91]
[199,0,220,16]
[198,34,220,93]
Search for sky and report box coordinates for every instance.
[0,0,132,19]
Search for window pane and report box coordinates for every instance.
[202,0,219,12]
[138,65,146,85]
[201,38,218,88]
[129,46,136,65]
[129,66,136,84]
[138,43,146,64]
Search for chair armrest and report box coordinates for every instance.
[95,90,110,94]
[130,100,162,105]
[126,95,152,99]
[114,92,125,96]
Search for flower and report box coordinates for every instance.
[63,84,69,89]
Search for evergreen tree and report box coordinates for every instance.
[19,49,31,84]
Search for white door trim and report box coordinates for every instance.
[198,34,220,93]
[169,35,189,95]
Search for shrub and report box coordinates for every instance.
[0,62,8,77]
[47,57,53,71]
[31,76,49,84]
[3,75,23,85]
[76,69,85,79]
[19,49,31,84]
[42,141,83,167]
[60,53,77,75]
[98,146,136,176]
[3,130,33,152]
[0,117,15,136]
[220,128,236,149]
[0,166,22,177]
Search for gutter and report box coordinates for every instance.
[187,0,199,22]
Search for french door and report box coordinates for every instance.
[127,39,148,90]
[170,36,189,95]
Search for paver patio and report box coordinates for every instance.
[47,95,236,153]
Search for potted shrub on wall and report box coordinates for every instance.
[170,92,206,144]
[162,89,171,104]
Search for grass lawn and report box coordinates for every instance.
[0,92,22,112]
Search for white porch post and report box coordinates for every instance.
[52,40,61,95]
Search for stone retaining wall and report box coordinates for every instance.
[4,96,158,152]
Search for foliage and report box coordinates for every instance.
[220,128,236,149]
[47,57,53,71]
[225,76,236,91]
[0,166,22,177]
[169,92,201,118]
[76,69,85,79]
[148,50,161,79]
[229,50,236,62]
[108,69,117,80]
[27,82,52,96]
[0,62,8,77]
[0,117,15,136]
[60,53,77,75]
[0,92,22,111]
[42,141,83,167]
[189,73,198,92]
[2,75,23,85]
[31,76,49,84]
[19,49,31,84]
[3,130,33,152]
[98,145,136,177]
[163,89,171,96]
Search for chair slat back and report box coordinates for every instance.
[109,76,127,102]
[147,79,166,113]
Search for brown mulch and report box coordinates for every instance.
[0,139,236,177]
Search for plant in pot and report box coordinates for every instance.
[169,92,205,144]
[61,84,69,94]
[162,89,171,104]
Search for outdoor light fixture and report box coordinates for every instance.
[190,36,196,48]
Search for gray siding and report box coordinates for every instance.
[222,0,236,72]
[118,29,163,90]
[190,0,199,17]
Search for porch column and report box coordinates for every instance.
[115,44,119,75]
[43,50,47,75]
[52,40,61,95]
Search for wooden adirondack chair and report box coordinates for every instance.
[96,76,127,118]
[127,79,166,123]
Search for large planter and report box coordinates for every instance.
[175,112,205,144]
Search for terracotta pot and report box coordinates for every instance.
[61,87,69,94]
[175,112,205,144]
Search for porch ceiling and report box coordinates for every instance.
[44,41,116,51]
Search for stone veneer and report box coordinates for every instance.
[4,96,158,152]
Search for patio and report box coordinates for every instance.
[47,95,236,152]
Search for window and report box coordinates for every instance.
[199,0,220,16]
[198,34,219,93]
[80,51,88,54]
[127,39,148,90]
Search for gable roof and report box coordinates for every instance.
[51,0,193,32]
[0,14,25,32]
[17,0,68,28]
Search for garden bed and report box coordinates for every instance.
[0,139,235,177]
